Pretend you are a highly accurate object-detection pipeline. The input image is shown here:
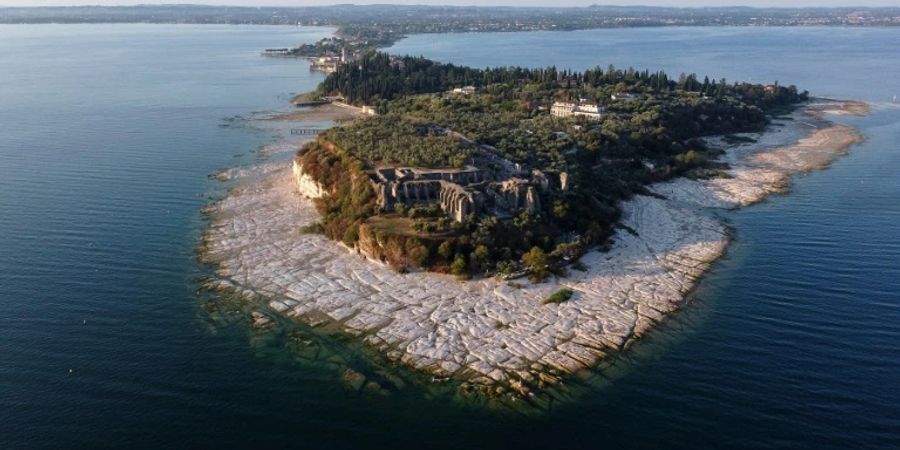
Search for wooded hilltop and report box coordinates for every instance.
[297,52,807,280]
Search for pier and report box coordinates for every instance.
[291,128,324,136]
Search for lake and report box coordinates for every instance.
[1,24,898,449]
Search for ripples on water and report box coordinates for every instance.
[0,25,898,449]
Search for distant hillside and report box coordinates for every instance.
[2,4,899,28]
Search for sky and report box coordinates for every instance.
[0,0,895,7]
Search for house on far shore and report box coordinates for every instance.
[310,55,341,73]
[451,86,477,96]
[551,99,605,120]
[361,105,377,116]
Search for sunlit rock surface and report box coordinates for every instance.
[292,159,326,199]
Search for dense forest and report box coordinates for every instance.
[303,52,808,278]
[321,52,804,110]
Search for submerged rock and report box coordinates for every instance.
[363,381,390,397]
[341,368,367,391]
[250,311,274,329]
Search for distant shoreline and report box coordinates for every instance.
[198,98,865,407]
[4,4,899,27]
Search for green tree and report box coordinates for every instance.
[450,254,468,278]
[473,245,491,267]
[553,200,569,220]
[438,240,454,260]
[675,149,704,168]
[523,246,549,282]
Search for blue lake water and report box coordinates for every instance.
[1,25,899,449]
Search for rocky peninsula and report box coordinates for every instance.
[200,98,864,401]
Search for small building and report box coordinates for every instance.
[611,92,638,102]
[550,100,604,120]
[452,86,477,96]
[551,101,575,118]
[389,56,406,70]
[309,55,342,73]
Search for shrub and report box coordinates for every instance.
[437,240,454,260]
[412,220,440,234]
[542,288,574,305]
[675,149,705,168]
[342,225,360,246]
[300,222,324,234]
[408,203,443,219]
[407,243,430,267]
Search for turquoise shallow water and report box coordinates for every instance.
[1,25,899,449]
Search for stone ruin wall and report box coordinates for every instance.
[496,178,541,213]
[295,158,546,224]
[370,167,486,223]
[377,179,477,223]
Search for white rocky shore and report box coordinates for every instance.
[200,102,863,397]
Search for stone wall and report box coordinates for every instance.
[395,180,442,204]
[373,170,545,222]
[497,178,540,213]
[376,178,478,223]
[438,181,478,223]
[368,161,554,223]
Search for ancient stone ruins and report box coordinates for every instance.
[293,143,568,223]
[365,152,568,222]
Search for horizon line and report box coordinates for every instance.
[3,3,900,10]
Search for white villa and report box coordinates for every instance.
[452,86,477,96]
[550,100,605,120]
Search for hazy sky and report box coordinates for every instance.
[0,1,896,7]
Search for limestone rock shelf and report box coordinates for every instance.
[201,103,863,398]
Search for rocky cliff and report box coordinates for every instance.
[292,158,327,199]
